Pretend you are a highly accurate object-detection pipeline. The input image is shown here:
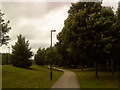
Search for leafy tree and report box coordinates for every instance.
[57,2,117,78]
[0,10,11,46]
[117,1,120,71]
[11,35,33,68]
[117,2,120,21]
[34,48,46,65]
[103,2,120,74]
[35,47,62,67]
[111,2,120,72]
[49,47,62,66]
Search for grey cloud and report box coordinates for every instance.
[0,1,119,54]
[46,2,71,11]
[2,2,70,20]
[1,2,70,41]
[10,24,51,41]
[29,39,50,53]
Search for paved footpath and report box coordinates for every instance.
[51,69,80,88]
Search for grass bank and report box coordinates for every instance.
[2,65,63,88]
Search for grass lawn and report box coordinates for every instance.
[2,65,63,88]
[72,69,119,88]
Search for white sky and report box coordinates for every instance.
[0,0,119,54]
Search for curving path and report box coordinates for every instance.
[51,69,80,88]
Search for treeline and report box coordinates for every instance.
[1,1,120,78]
[34,47,62,66]
[55,2,120,78]
[1,53,11,65]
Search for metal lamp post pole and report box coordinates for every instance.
[50,30,56,80]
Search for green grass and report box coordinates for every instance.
[2,65,63,88]
[72,69,119,88]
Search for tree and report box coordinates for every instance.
[49,47,62,66]
[104,2,120,74]
[34,48,46,65]
[116,2,120,71]
[34,47,62,66]
[111,2,120,73]
[117,2,120,21]
[0,10,11,46]
[57,2,116,78]
[11,35,33,68]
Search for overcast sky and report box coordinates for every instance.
[0,0,119,54]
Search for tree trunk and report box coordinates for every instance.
[107,59,109,71]
[94,60,98,78]
[111,59,114,75]
[82,66,84,71]
[81,62,84,71]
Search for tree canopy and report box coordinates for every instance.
[56,2,120,78]
[0,10,11,46]
[34,47,61,66]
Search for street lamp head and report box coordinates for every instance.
[51,30,56,32]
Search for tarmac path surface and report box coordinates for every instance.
[51,69,80,89]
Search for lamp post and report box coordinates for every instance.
[50,30,56,80]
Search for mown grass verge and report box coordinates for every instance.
[72,69,119,88]
[2,65,63,88]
